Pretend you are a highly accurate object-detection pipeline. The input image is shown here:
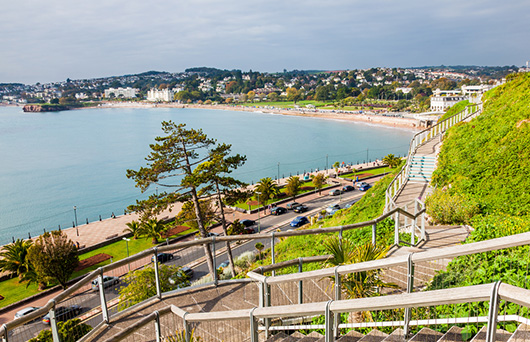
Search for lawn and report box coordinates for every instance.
[0,277,41,308]
[339,166,393,179]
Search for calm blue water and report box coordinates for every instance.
[0,106,413,244]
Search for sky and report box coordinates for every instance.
[1,0,529,84]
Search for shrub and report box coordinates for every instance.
[425,188,480,224]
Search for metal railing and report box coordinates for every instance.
[385,103,483,212]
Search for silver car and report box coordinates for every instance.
[91,275,119,291]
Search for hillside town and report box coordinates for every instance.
[1,65,526,112]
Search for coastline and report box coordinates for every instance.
[94,102,424,130]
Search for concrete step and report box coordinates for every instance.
[266,332,289,342]
[470,326,511,342]
[381,328,405,342]
[298,331,324,342]
[409,327,443,342]
[357,329,389,342]
[507,324,530,342]
[337,330,365,342]
[437,326,465,342]
[280,331,306,342]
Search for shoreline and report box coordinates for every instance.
[93,102,425,130]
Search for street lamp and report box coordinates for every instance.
[123,237,131,271]
[73,206,78,236]
[255,191,261,233]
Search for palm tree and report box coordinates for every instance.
[123,220,141,239]
[382,154,401,168]
[285,176,302,201]
[255,177,279,204]
[311,173,328,195]
[140,218,167,244]
[0,239,33,281]
[323,237,396,322]
[255,242,264,260]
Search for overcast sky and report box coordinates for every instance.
[1,0,529,84]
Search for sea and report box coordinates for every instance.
[0,105,414,245]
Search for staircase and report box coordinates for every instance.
[408,155,436,184]
[262,325,530,342]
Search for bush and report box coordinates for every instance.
[29,319,92,342]
[425,188,480,224]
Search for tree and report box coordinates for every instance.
[227,219,249,235]
[139,218,167,244]
[126,121,218,277]
[382,154,401,168]
[286,87,302,103]
[0,239,33,281]
[193,143,247,278]
[324,237,396,322]
[311,173,327,195]
[27,231,79,290]
[247,91,255,102]
[255,242,264,260]
[175,200,216,231]
[28,319,92,342]
[285,176,302,200]
[118,264,190,310]
[255,177,279,204]
[123,220,142,239]
[333,161,341,175]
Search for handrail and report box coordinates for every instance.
[385,103,483,212]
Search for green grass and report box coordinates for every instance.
[0,277,41,308]
[339,166,393,179]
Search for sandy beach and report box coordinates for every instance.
[97,102,425,130]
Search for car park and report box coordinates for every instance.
[14,306,40,320]
[293,204,308,213]
[240,219,255,227]
[152,253,174,263]
[271,206,287,215]
[286,202,300,210]
[329,189,342,196]
[326,204,341,213]
[91,275,119,291]
[42,305,81,324]
[342,185,355,192]
[290,216,309,227]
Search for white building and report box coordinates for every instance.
[146,88,174,102]
[104,87,138,98]
[430,95,466,111]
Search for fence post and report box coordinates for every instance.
[212,237,218,286]
[153,247,162,299]
[411,202,417,246]
[334,267,341,337]
[404,204,408,232]
[394,210,400,246]
[154,311,161,342]
[271,232,276,277]
[486,281,501,342]
[421,207,426,241]
[48,300,61,342]
[183,312,191,342]
[250,308,259,342]
[97,268,110,323]
[325,300,335,342]
[404,253,415,337]
[372,222,377,246]
[298,257,303,304]
[339,227,343,243]
[264,277,271,338]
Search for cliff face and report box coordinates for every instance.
[23,104,69,112]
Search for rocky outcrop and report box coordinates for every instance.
[23,104,70,112]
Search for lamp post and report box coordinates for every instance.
[73,206,78,236]
[277,162,280,183]
[256,191,261,233]
[123,237,130,271]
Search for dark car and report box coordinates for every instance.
[42,305,81,324]
[240,219,255,227]
[293,204,308,213]
[153,253,174,263]
[290,216,309,227]
[329,189,342,196]
[342,185,355,192]
[271,206,287,215]
[286,202,300,210]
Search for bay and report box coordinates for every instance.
[0,105,414,245]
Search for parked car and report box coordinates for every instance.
[329,189,342,196]
[217,260,230,269]
[326,204,341,214]
[240,219,255,227]
[344,199,360,209]
[152,253,174,263]
[290,216,310,227]
[181,266,194,278]
[91,275,119,291]
[293,204,309,213]
[356,181,369,189]
[14,306,40,320]
[342,185,355,192]
[359,182,371,191]
[42,305,81,324]
[169,266,194,285]
[271,206,287,215]
[286,202,300,210]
